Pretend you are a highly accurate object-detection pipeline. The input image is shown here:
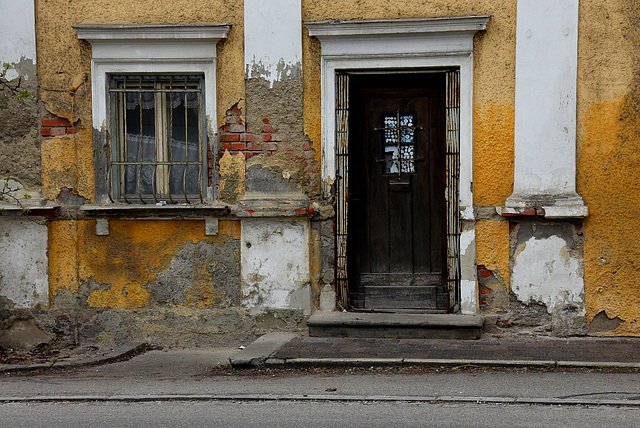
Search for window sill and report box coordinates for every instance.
[0,202,59,216]
[80,203,231,218]
[80,203,231,236]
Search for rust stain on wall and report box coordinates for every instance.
[473,103,515,207]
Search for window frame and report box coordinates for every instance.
[73,24,230,204]
[108,74,207,203]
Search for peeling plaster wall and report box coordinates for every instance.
[577,0,640,335]
[0,0,42,191]
[0,218,48,308]
[241,219,311,313]
[50,220,241,310]
[509,221,586,336]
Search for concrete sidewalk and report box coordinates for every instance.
[3,334,640,374]
[231,334,640,369]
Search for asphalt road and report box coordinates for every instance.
[2,401,640,428]
[2,348,640,427]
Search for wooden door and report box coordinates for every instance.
[347,73,448,310]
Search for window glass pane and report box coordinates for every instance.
[169,91,201,195]
[124,91,156,195]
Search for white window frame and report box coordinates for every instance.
[305,16,489,314]
[74,24,230,202]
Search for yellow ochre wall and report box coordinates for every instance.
[577,1,640,335]
[36,0,245,308]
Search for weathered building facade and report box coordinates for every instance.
[1,0,639,348]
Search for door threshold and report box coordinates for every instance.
[350,308,449,315]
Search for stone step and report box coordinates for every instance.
[307,312,483,340]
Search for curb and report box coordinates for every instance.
[0,342,148,374]
[261,357,640,370]
[1,393,640,407]
[230,333,297,368]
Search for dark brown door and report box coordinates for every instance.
[347,73,448,310]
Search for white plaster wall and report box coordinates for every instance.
[0,0,36,79]
[244,0,302,84]
[0,217,49,308]
[241,218,310,313]
[511,0,579,198]
[511,235,584,314]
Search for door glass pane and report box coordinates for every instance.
[384,113,415,174]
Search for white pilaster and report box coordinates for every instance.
[244,0,302,84]
[505,0,587,218]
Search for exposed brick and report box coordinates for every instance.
[225,115,241,124]
[479,287,492,295]
[263,143,278,151]
[262,133,272,142]
[522,208,536,216]
[262,118,269,124]
[284,144,293,151]
[263,124,275,133]
[66,128,80,134]
[230,142,246,151]
[222,143,231,151]
[269,133,283,142]
[42,117,72,127]
[229,106,241,116]
[246,142,262,151]
[509,222,516,232]
[303,142,311,151]
[50,127,67,136]
[239,133,262,142]
[220,134,240,142]
[296,208,308,215]
[245,152,256,160]
[208,159,214,169]
[41,128,50,136]
[478,266,493,279]
[228,123,246,133]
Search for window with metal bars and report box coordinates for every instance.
[108,75,206,203]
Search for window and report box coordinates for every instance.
[109,75,205,203]
[73,24,230,204]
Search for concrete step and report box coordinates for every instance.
[307,312,483,340]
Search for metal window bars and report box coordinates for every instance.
[108,75,205,204]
